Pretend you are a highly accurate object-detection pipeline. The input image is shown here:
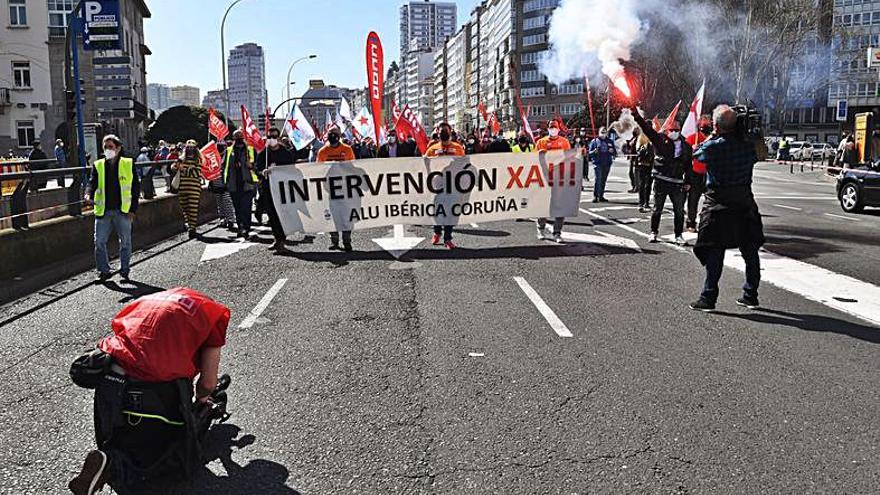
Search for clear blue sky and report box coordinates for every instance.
[144,0,480,110]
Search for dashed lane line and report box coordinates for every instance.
[238,278,288,329]
[824,212,860,222]
[513,277,574,338]
[772,204,803,212]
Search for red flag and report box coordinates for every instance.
[397,104,429,155]
[660,100,683,133]
[240,105,266,152]
[366,32,385,146]
[264,108,271,135]
[487,113,501,135]
[199,141,222,181]
[391,100,411,141]
[652,116,661,131]
[477,102,488,122]
[208,108,229,141]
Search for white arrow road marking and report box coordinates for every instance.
[514,277,573,338]
[239,278,288,329]
[372,224,424,259]
[200,241,257,263]
[561,231,641,251]
[661,232,698,244]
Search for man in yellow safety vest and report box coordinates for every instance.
[84,134,140,282]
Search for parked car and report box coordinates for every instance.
[837,163,880,212]
[811,143,836,160]
[788,141,813,161]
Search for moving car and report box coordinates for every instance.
[837,163,880,212]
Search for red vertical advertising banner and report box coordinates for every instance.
[366,31,384,145]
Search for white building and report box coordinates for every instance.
[227,43,267,121]
[404,46,437,130]
[1,0,52,153]
[434,23,471,130]
[171,85,200,107]
[400,1,457,65]
[468,0,516,133]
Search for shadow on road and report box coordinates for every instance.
[763,224,880,260]
[125,424,301,495]
[715,307,880,343]
[101,280,166,303]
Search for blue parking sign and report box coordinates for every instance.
[81,0,121,51]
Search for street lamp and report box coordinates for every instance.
[280,82,296,113]
[220,0,247,128]
[287,54,317,116]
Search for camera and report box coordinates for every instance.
[732,105,763,142]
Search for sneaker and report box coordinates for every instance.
[96,272,111,282]
[599,197,609,203]
[689,299,716,312]
[270,241,286,252]
[592,198,600,203]
[736,296,760,309]
[444,241,456,249]
[342,243,353,252]
[329,243,340,251]
[536,228,547,240]
[120,272,130,282]
[188,230,198,239]
[553,233,563,243]
[431,233,442,245]
[639,207,648,213]
[68,450,109,495]
[627,188,637,193]
[648,232,659,243]
[687,226,697,234]
[674,236,687,246]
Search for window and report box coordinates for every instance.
[523,34,546,46]
[16,121,35,148]
[560,103,584,115]
[521,51,547,65]
[9,0,27,25]
[523,15,547,30]
[557,83,584,95]
[521,69,543,82]
[521,86,546,98]
[12,61,31,88]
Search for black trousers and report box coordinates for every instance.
[687,173,707,228]
[260,183,285,242]
[229,190,255,233]
[651,180,686,236]
[628,160,637,189]
[636,167,653,207]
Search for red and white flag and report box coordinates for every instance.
[208,108,229,141]
[366,32,385,147]
[682,81,706,140]
[199,141,223,181]
[396,104,429,154]
[282,104,316,151]
[660,100,683,133]
[240,105,265,152]
[520,104,535,142]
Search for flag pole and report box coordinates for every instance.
[584,75,597,136]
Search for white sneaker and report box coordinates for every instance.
[648,232,659,243]
[553,233,563,243]
[537,228,547,240]
[675,236,687,246]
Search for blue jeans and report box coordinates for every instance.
[593,162,612,199]
[95,210,132,275]
[700,247,761,303]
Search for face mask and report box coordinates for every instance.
[328,134,340,145]
[388,136,397,144]
[668,131,680,140]
[439,130,451,142]
[549,129,559,137]
[185,148,197,158]
[267,138,278,147]
[103,149,117,160]
[468,139,475,145]
[598,133,607,139]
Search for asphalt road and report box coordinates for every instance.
[1,159,878,494]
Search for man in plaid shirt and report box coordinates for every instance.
[690,105,765,312]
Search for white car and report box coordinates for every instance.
[811,143,836,160]
[788,141,813,161]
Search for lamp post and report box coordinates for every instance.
[220,0,246,128]
[286,54,317,116]
[280,82,296,113]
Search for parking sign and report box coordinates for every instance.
[81,0,121,51]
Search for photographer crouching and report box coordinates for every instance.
[689,105,766,312]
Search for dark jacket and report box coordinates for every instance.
[256,146,295,172]
[634,112,692,185]
[487,139,512,153]
[378,141,416,158]
[693,186,765,264]
[86,156,141,214]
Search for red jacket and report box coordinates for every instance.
[686,132,708,175]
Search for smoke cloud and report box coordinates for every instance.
[540,0,644,86]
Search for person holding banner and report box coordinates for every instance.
[512,134,534,153]
[171,140,203,239]
[425,122,466,249]
[378,130,416,158]
[224,130,257,240]
[317,128,356,251]
[535,123,572,243]
[256,127,295,252]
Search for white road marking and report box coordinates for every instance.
[199,241,257,263]
[561,231,641,250]
[772,204,803,211]
[661,232,698,244]
[238,278,288,329]
[824,212,859,222]
[513,277,573,338]
[586,206,636,212]
[725,251,880,327]
[753,196,837,201]
[584,207,880,327]
[468,352,485,357]
[470,223,480,228]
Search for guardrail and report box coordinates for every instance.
[0,159,175,230]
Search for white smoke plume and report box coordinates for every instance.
[540,0,643,87]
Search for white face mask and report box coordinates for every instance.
[549,129,560,137]
[388,137,397,144]
[104,149,117,160]
[267,138,278,147]
[668,131,680,140]
[599,133,607,139]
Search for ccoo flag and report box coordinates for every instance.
[365,31,384,147]
[208,108,229,141]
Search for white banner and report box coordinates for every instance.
[269,151,583,234]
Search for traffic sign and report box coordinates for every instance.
[836,100,848,122]
[81,0,121,51]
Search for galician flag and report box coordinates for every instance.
[353,106,375,140]
[682,80,706,140]
[339,97,353,122]
[282,104,316,151]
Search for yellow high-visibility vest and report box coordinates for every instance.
[224,146,257,183]
[93,157,134,216]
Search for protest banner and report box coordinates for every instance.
[269,150,582,234]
